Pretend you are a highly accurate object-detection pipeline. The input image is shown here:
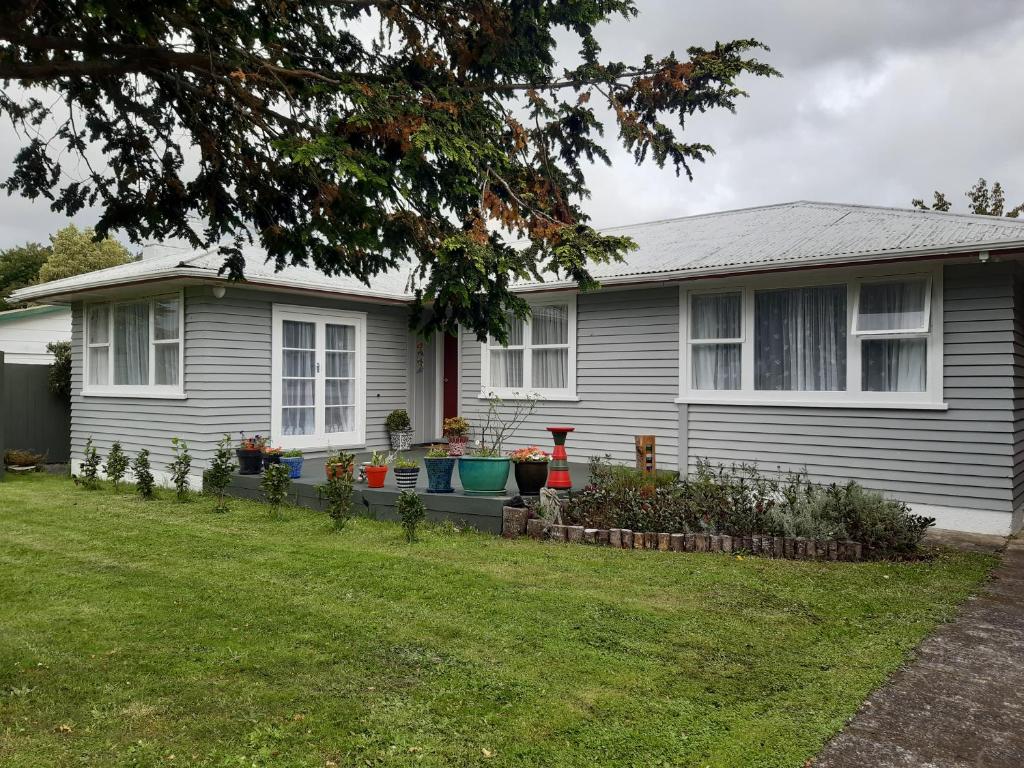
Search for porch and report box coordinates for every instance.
[225,446,593,534]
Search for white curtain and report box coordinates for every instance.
[755,285,846,391]
[489,349,523,387]
[87,305,110,386]
[282,320,315,435]
[692,344,741,389]
[114,302,149,385]
[691,293,741,389]
[532,305,568,344]
[858,280,926,331]
[862,338,926,391]
[531,305,568,388]
[154,344,179,386]
[533,349,567,388]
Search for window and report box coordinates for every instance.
[271,305,366,449]
[84,293,183,395]
[481,296,576,398]
[680,268,943,408]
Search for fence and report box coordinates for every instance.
[1,351,71,463]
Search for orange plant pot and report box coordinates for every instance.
[325,463,354,480]
[365,465,388,488]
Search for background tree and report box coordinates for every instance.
[37,224,134,283]
[0,242,50,309]
[912,178,1023,218]
[0,1,778,340]
[46,340,71,399]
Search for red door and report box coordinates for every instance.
[442,333,459,419]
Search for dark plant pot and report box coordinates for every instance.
[394,466,420,490]
[458,456,511,496]
[262,453,282,470]
[424,457,456,493]
[236,448,263,475]
[281,456,303,479]
[514,461,550,496]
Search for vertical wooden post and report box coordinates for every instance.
[635,435,656,474]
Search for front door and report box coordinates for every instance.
[410,332,440,444]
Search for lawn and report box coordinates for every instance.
[0,473,997,768]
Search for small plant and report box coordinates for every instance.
[167,437,192,501]
[239,433,267,451]
[282,449,303,458]
[131,449,155,499]
[385,409,412,432]
[203,434,238,513]
[318,472,355,531]
[80,437,101,489]
[442,416,470,437]
[369,450,394,467]
[393,454,419,469]
[4,449,45,467]
[260,462,291,516]
[396,490,426,542]
[509,446,550,463]
[262,445,283,457]
[425,444,450,458]
[103,442,129,490]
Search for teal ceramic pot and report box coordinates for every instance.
[458,456,511,496]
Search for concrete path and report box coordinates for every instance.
[815,537,1024,768]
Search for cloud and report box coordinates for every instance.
[2,1,1023,248]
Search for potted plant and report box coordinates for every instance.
[386,409,414,451]
[365,450,392,488]
[423,445,456,494]
[509,446,551,496]
[458,392,539,496]
[262,445,283,469]
[393,454,421,490]
[442,416,471,456]
[325,450,355,480]
[281,449,304,479]
[236,433,267,475]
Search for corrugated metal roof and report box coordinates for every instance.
[10,201,1024,303]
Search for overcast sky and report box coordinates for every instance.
[2,0,1023,248]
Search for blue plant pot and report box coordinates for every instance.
[457,456,511,496]
[424,457,456,493]
[280,456,303,479]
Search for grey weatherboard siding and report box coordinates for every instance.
[69,285,409,475]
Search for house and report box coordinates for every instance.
[0,304,71,364]
[9,201,1024,535]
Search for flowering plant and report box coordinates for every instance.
[509,446,550,463]
[262,445,284,456]
[239,432,267,451]
[442,416,470,437]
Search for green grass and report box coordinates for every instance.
[0,473,997,768]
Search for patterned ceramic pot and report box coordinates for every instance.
[394,466,420,490]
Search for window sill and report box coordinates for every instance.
[675,396,948,411]
[478,392,580,403]
[82,388,188,400]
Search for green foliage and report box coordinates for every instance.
[564,459,934,558]
[393,454,419,469]
[369,451,392,467]
[131,449,155,499]
[0,242,49,309]
[282,449,303,458]
[167,437,192,501]
[203,434,238,513]
[395,490,426,543]
[0,3,777,340]
[385,409,411,432]
[45,340,71,400]
[317,473,355,531]
[912,178,1024,218]
[326,450,355,469]
[80,437,101,489]
[442,416,470,437]
[425,444,450,458]
[37,225,133,283]
[260,463,291,515]
[102,442,129,491]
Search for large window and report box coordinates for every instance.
[271,305,366,449]
[680,269,942,407]
[481,296,577,399]
[84,293,183,396]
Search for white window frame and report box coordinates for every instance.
[479,293,578,401]
[82,291,186,399]
[271,304,367,450]
[687,288,744,391]
[677,263,945,409]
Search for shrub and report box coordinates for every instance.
[260,463,291,515]
[166,437,193,501]
[103,442,129,490]
[203,434,237,513]
[318,473,355,530]
[80,437,101,489]
[442,416,470,437]
[396,490,426,542]
[131,450,155,499]
[385,409,412,432]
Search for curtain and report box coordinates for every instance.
[113,302,149,385]
[862,338,926,392]
[154,344,179,386]
[755,285,846,391]
[154,297,179,340]
[282,320,315,435]
[532,305,568,344]
[858,280,926,331]
[691,293,741,339]
[489,349,523,388]
[692,344,741,390]
[533,349,567,388]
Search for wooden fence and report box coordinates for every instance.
[1,351,71,463]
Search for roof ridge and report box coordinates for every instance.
[791,199,1024,226]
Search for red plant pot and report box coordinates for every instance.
[326,463,354,480]
[365,465,388,488]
